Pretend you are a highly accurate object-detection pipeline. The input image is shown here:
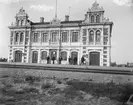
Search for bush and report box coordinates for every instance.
[41,83,52,89]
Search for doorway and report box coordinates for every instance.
[89,52,100,66]
[14,50,22,62]
[71,52,78,65]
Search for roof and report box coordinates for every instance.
[31,20,83,25]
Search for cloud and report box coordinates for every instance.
[113,0,133,6]
[30,4,54,12]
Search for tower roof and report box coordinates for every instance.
[16,7,28,17]
[88,1,104,12]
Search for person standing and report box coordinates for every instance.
[58,56,62,64]
[68,56,71,65]
[81,56,85,65]
[46,56,50,64]
[52,56,55,64]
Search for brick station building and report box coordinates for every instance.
[8,1,113,66]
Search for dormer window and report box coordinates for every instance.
[96,15,100,23]
[91,15,95,23]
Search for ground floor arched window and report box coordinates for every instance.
[61,51,67,61]
[32,51,38,63]
[41,51,47,60]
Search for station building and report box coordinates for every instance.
[8,2,113,66]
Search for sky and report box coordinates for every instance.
[0,0,133,64]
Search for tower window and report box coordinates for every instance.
[21,20,23,26]
[91,15,95,23]
[96,15,100,23]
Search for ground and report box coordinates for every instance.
[0,69,132,105]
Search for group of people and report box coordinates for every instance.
[46,55,86,65]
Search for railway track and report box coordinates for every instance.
[0,62,133,75]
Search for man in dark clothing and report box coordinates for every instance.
[81,56,85,65]
[58,56,62,64]
[52,56,55,64]
[68,56,71,65]
[46,56,50,64]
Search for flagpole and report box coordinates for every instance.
[55,0,57,18]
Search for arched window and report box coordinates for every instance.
[17,20,19,26]
[20,33,23,42]
[32,51,38,63]
[61,51,67,61]
[96,15,100,23]
[21,20,23,26]
[89,30,94,43]
[91,15,95,23]
[96,30,101,42]
[15,33,19,42]
[41,51,47,60]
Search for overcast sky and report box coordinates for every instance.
[0,0,133,64]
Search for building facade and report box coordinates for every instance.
[8,2,113,66]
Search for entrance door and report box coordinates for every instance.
[71,52,78,65]
[32,51,38,63]
[89,52,100,66]
[14,50,22,62]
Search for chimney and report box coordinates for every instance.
[65,15,69,21]
[40,17,44,23]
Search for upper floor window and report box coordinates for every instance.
[61,51,67,61]
[33,33,39,43]
[41,51,47,60]
[89,30,94,43]
[20,33,24,42]
[51,32,57,42]
[62,32,68,42]
[42,33,48,43]
[91,15,95,23]
[72,32,78,42]
[15,33,19,42]
[96,15,100,23]
[96,30,101,42]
